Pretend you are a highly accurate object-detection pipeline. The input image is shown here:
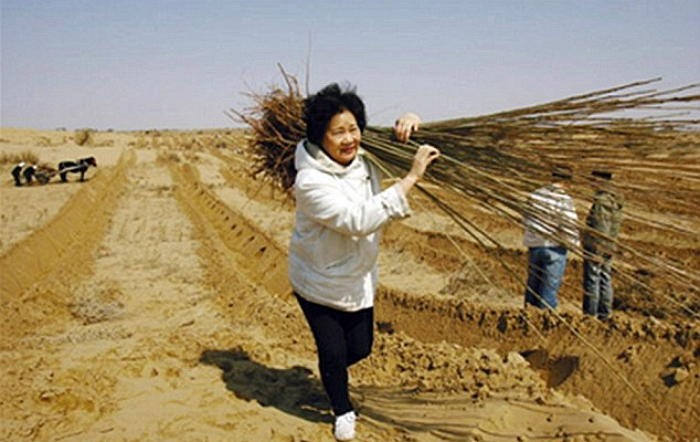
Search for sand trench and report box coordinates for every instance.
[1,131,698,441]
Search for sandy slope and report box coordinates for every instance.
[1,128,696,441]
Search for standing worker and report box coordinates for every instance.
[289,83,440,441]
[522,165,580,309]
[582,169,624,320]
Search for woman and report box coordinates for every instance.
[289,83,439,441]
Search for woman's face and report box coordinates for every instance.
[322,110,361,166]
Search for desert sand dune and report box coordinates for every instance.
[1,128,696,441]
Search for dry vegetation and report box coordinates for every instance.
[232,74,700,322]
[1,77,698,440]
[0,150,40,165]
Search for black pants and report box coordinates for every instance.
[295,293,373,416]
[12,167,22,186]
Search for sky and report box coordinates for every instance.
[1,0,699,130]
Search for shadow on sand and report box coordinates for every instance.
[200,347,333,423]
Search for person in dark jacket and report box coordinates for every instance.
[582,170,624,319]
[11,162,25,186]
[22,164,38,185]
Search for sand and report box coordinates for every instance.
[0,127,697,441]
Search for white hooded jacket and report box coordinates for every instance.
[289,140,411,311]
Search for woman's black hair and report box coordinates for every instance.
[304,83,367,147]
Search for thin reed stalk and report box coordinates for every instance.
[230,73,700,320]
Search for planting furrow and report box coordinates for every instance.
[0,150,134,344]
[169,155,698,439]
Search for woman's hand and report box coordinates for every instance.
[399,144,440,195]
[394,112,421,142]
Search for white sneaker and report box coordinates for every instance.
[333,410,356,441]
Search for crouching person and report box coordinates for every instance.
[11,162,25,186]
[22,164,38,185]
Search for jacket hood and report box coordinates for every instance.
[294,139,366,176]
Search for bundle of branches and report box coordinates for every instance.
[361,79,700,318]
[227,70,305,190]
[230,73,699,319]
[365,78,699,218]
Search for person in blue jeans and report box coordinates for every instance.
[582,170,624,319]
[522,166,580,309]
[524,246,569,308]
[582,256,614,317]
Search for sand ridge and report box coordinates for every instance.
[1,128,696,441]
